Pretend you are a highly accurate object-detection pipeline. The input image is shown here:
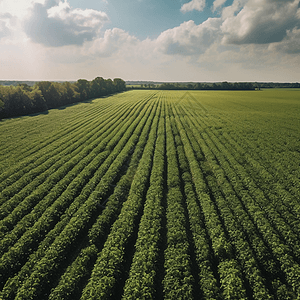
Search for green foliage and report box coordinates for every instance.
[0,77,126,118]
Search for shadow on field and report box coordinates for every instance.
[29,110,49,117]
[57,93,121,110]
[0,92,125,120]
[57,99,95,110]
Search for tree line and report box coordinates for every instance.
[132,81,300,90]
[133,81,255,90]
[0,77,126,119]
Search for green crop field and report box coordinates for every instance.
[1,89,300,299]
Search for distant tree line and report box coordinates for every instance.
[0,77,126,119]
[129,81,300,90]
[131,82,255,90]
[0,81,37,87]
[254,82,300,89]
[160,82,255,90]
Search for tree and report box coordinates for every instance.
[30,88,47,112]
[75,79,91,101]
[3,86,33,116]
[113,78,126,92]
[105,79,115,94]
[160,83,176,90]
[0,76,127,119]
[195,83,202,90]
[220,81,231,90]
[36,81,60,108]
[18,83,32,92]
[91,77,106,98]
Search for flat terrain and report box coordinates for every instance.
[1,89,300,299]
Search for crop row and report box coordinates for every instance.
[168,104,220,300]
[163,102,194,298]
[121,99,165,299]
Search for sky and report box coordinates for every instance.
[0,0,300,82]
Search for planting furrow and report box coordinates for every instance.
[121,99,165,300]
[162,102,194,299]
[168,102,220,300]
[172,103,248,300]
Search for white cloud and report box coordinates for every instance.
[221,0,300,45]
[0,13,13,40]
[180,0,206,13]
[212,0,227,12]
[269,27,300,54]
[155,18,222,55]
[221,0,247,19]
[0,0,299,81]
[24,0,109,47]
[42,27,142,66]
[0,0,45,19]
[47,1,107,29]
[85,28,138,57]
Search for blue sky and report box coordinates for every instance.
[103,0,227,39]
[0,0,299,81]
[67,0,234,39]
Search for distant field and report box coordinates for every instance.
[1,89,300,299]
[126,84,142,88]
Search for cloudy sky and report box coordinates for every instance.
[0,0,300,81]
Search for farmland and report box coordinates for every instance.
[1,89,300,299]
